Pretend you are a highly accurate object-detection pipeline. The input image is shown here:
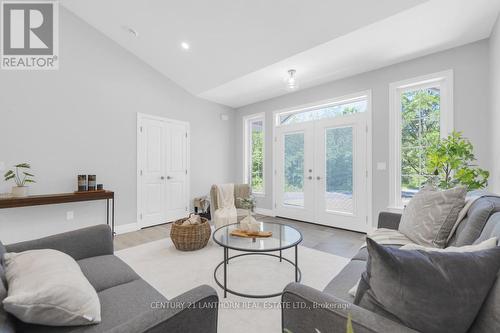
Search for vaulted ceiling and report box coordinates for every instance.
[63,0,500,107]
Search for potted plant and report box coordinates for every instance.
[425,131,489,190]
[3,163,36,197]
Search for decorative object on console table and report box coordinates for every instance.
[88,175,96,191]
[77,175,87,192]
[3,163,35,197]
[96,184,103,190]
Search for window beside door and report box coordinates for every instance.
[389,71,453,208]
[244,114,265,194]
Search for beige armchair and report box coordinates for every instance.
[210,184,251,222]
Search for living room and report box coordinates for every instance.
[1,0,500,332]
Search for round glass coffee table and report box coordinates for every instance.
[212,221,302,298]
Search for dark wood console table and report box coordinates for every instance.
[0,191,115,235]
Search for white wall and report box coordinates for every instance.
[490,15,500,193]
[235,40,491,226]
[0,8,235,243]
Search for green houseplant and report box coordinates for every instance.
[425,131,489,190]
[3,163,36,197]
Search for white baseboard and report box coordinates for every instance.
[114,222,140,235]
[254,208,275,217]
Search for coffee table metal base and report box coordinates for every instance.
[213,246,302,299]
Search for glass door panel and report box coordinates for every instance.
[314,113,368,232]
[284,133,305,207]
[325,127,354,214]
[275,121,315,222]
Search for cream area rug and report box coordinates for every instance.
[116,238,349,333]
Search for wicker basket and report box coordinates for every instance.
[170,214,211,251]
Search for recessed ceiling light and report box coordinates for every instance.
[181,42,190,50]
[125,26,138,38]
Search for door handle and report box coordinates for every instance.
[160,176,165,180]
[308,176,312,180]
[316,176,321,180]
[166,176,172,180]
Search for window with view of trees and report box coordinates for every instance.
[278,98,367,125]
[245,115,264,193]
[401,87,440,199]
[390,71,453,207]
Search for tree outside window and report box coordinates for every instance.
[401,87,441,199]
[247,118,264,193]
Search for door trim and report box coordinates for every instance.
[272,90,373,230]
[137,112,190,228]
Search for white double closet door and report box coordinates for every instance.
[138,114,189,228]
[275,113,369,232]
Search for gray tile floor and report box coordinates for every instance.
[114,215,366,258]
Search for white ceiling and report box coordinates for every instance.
[62,0,500,108]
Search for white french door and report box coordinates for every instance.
[275,113,369,232]
[275,122,315,222]
[138,114,189,228]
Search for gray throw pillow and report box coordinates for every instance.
[356,238,500,333]
[399,186,466,248]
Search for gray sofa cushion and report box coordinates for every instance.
[352,245,403,262]
[474,212,500,244]
[351,248,368,261]
[1,276,15,333]
[14,279,168,333]
[6,225,113,261]
[78,255,140,292]
[452,197,500,246]
[469,272,500,333]
[322,260,366,302]
[0,240,15,333]
[357,238,500,333]
[0,240,6,286]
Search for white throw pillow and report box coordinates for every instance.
[3,249,101,326]
[400,237,498,252]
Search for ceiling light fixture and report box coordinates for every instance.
[126,27,139,38]
[285,69,298,90]
[181,42,190,50]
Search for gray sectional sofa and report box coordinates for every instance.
[282,196,500,333]
[1,225,218,333]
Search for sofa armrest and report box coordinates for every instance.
[377,212,402,230]
[112,285,218,333]
[5,224,113,260]
[282,283,417,333]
